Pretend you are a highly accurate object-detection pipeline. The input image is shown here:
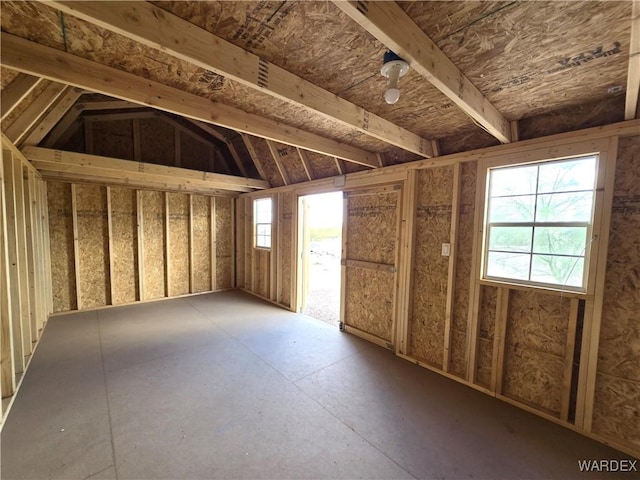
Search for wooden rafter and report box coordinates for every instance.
[296,148,314,181]
[21,146,269,194]
[4,82,67,145]
[45,0,433,158]
[1,32,379,168]
[625,1,640,120]
[241,134,269,183]
[333,0,512,144]
[22,86,83,147]
[266,141,291,186]
[1,74,44,121]
[187,120,250,177]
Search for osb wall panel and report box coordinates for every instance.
[345,267,394,342]
[181,134,210,172]
[503,290,570,416]
[305,151,340,180]
[0,66,20,90]
[254,248,270,299]
[280,192,294,307]
[476,285,497,388]
[347,192,398,265]
[216,196,233,290]
[168,193,190,296]
[248,137,285,187]
[76,184,110,308]
[191,195,211,293]
[47,181,76,312]
[89,120,134,160]
[141,190,166,300]
[110,187,138,304]
[410,166,454,368]
[140,117,175,166]
[593,136,640,449]
[450,161,477,377]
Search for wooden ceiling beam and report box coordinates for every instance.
[22,86,83,146]
[1,32,379,168]
[21,146,269,193]
[77,99,144,111]
[625,1,640,120]
[1,74,44,121]
[333,0,512,144]
[44,1,432,158]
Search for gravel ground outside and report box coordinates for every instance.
[303,241,341,327]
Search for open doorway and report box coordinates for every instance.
[298,192,343,327]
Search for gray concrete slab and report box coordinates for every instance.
[1,291,633,480]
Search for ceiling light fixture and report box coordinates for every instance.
[380,50,409,105]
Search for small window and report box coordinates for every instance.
[254,198,272,249]
[483,155,597,291]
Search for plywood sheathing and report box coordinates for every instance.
[140,117,175,166]
[75,184,110,308]
[476,285,498,388]
[245,137,285,188]
[110,187,139,304]
[305,151,341,179]
[167,193,190,296]
[47,181,76,312]
[400,1,631,122]
[409,167,454,368]
[191,195,212,293]
[0,66,21,90]
[593,136,640,449]
[1,80,51,135]
[503,290,570,417]
[89,120,135,161]
[449,161,477,377]
[0,2,390,155]
[347,193,397,265]
[518,96,626,141]
[254,248,270,299]
[215,196,233,290]
[345,267,395,342]
[279,191,294,308]
[270,142,308,184]
[141,190,166,300]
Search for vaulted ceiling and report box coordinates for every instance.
[1,1,638,191]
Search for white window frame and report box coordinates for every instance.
[477,138,614,296]
[254,197,272,250]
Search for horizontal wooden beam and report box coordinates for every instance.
[1,32,380,168]
[21,147,269,193]
[333,1,512,144]
[625,1,640,120]
[77,99,144,111]
[46,0,432,158]
[1,74,44,121]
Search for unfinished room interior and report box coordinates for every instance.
[0,0,639,478]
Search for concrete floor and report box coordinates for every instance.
[0,291,631,480]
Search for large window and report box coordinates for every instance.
[254,197,272,249]
[483,155,597,291]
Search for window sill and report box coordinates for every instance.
[478,278,591,299]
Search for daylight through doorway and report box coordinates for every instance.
[299,192,343,327]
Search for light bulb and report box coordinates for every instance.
[384,88,400,104]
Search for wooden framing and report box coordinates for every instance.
[164,192,171,298]
[106,186,116,304]
[296,149,314,181]
[22,86,82,147]
[241,135,269,183]
[136,190,145,301]
[1,74,44,121]
[210,196,217,291]
[625,1,640,120]
[1,32,380,168]
[333,0,511,144]
[560,298,580,422]
[48,0,432,159]
[266,141,290,186]
[70,184,82,311]
[22,147,268,194]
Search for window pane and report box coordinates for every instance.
[489,196,535,222]
[489,226,532,253]
[535,191,593,222]
[537,157,596,193]
[531,255,584,287]
[255,198,272,223]
[533,227,588,256]
[486,252,530,280]
[256,224,270,236]
[490,165,538,196]
[256,235,271,248]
